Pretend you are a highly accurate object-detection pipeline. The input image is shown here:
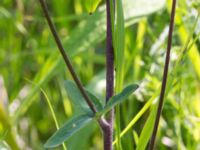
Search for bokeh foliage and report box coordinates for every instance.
[0,0,200,149]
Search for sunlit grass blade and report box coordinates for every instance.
[112,25,200,146]
[112,92,158,146]
[40,89,67,150]
[85,0,101,14]
[114,0,125,149]
[136,103,158,150]
[23,79,67,149]
[11,0,165,124]
[174,2,200,80]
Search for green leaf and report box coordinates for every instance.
[44,114,93,148]
[115,0,125,85]
[112,90,159,146]
[86,90,104,111]
[114,0,125,149]
[64,80,103,114]
[98,84,139,116]
[13,0,165,123]
[136,103,157,150]
[85,0,101,14]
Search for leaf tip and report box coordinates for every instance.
[44,141,52,149]
[44,138,59,149]
[127,84,139,92]
[135,84,139,90]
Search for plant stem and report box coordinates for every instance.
[104,0,115,149]
[38,0,97,114]
[148,0,176,149]
[99,118,113,150]
[106,1,114,103]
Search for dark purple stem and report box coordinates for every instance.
[39,0,115,149]
[148,0,177,149]
[99,118,113,150]
[106,0,114,103]
[102,0,115,150]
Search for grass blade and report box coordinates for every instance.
[136,103,158,150]
[114,0,125,149]
[40,89,67,150]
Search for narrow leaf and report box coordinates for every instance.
[112,92,158,146]
[114,0,125,94]
[13,0,165,123]
[114,0,125,149]
[64,80,103,114]
[98,84,139,116]
[44,114,93,148]
[136,103,157,150]
[85,0,101,14]
[86,90,104,111]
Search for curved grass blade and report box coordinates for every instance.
[40,89,67,150]
[23,79,67,149]
[112,92,158,146]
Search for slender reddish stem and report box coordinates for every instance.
[148,0,177,149]
[38,0,97,114]
[103,0,115,149]
[39,0,115,149]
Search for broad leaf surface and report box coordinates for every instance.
[44,114,93,148]
[98,84,139,116]
[64,80,103,114]
[13,0,165,123]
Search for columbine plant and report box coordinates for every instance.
[39,0,138,150]
[39,0,177,149]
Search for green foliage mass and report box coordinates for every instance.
[0,0,200,149]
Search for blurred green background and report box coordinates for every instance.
[0,0,200,149]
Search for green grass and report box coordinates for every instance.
[0,0,200,149]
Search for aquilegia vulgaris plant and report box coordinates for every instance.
[38,0,177,149]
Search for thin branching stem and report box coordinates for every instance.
[103,0,115,149]
[148,0,177,149]
[38,0,97,114]
[106,1,114,103]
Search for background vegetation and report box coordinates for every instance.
[0,0,200,149]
